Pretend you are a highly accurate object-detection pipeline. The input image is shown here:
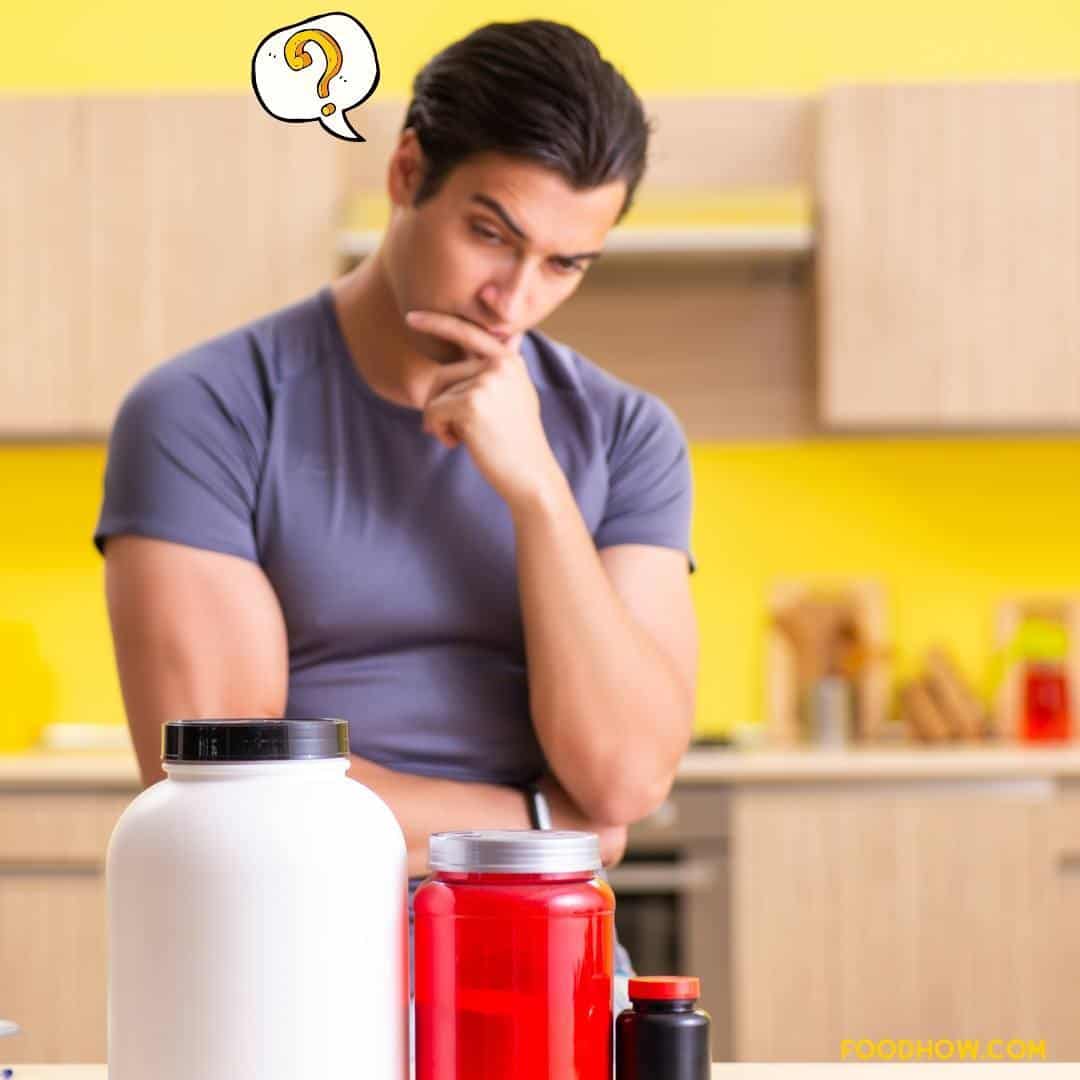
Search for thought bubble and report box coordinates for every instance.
[251,12,380,141]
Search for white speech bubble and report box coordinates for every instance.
[252,12,380,141]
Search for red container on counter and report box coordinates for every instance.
[1010,616,1073,743]
[1023,661,1071,742]
[414,829,614,1080]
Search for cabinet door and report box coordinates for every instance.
[0,790,131,1063]
[732,784,1055,1061]
[0,866,108,1062]
[1,96,341,436]
[0,98,89,433]
[819,82,1080,429]
[1044,784,1080,1060]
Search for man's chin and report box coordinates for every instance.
[428,340,467,367]
[409,330,463,367]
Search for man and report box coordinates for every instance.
[95,18,697,1003]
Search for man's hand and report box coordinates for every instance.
[407,310,563,509]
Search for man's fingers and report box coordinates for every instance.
[406,310,507,358]
[425,416,460,449]
[423,359,487,407]
[423,394,471,448]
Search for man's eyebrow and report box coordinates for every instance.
[469,194,603,262]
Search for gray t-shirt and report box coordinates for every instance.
[94,285,693,787]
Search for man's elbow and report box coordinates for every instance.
[587,773,676,828]
[590,715,694,824]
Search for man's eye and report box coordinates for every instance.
[551,259,585,275]
[471,224,503,244]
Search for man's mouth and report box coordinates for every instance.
[462,316,512,344]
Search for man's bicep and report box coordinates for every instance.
[598,544,698,712]
[104,535,289,784]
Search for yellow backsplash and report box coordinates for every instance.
[4,438,1080,750]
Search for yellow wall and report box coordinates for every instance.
[4,1,1080,93]
[4,439,1080,748]
[5,3,1080,748]
[1,449,116,748]
[693,439,1080,733]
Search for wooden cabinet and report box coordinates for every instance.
[6,766,1079,1064]
[819,82,1080,430]
[0,789,132,1063]
[1043,781,1080,1060]
[731,779,1067,1060]
[5,93,818,441]
[1,97,340,436]
[8,86,1079,438]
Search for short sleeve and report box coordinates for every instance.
[593,390,695,572]
[93,357,264,562]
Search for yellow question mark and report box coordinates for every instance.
[284,29,343,117]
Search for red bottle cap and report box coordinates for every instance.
[628,975,700,1001]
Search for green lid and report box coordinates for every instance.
[1010,617,1070,662]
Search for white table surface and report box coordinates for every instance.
[3,1066,1074,1078]
[9,741,1080,789]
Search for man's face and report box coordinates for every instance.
[384,136,627,365]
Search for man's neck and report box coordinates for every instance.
[329,253,439,410]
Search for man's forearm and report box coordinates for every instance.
[347,754,628,877]
[511,470,694,827]
[347,755,529,877]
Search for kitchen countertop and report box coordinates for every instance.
[2,1066,1067,1078]
[677,742,1080,783]
[6,742,1080,789]
[0,749,141,788]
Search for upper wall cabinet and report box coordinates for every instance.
[1,97,341,437]
[818,81,1080,430]
[4,94,818,441]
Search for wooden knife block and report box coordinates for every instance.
[766,579,891,746]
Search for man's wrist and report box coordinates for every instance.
[506,453,570,522]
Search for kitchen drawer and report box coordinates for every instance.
[629,785,729,847]
[0,791,133,865]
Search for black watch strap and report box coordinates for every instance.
[522,779,553,830]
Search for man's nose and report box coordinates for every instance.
[480,262,533,326]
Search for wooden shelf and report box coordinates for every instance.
[338,186,815,262]
[338,223,814,261]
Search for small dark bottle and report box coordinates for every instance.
[615,975,711,1080]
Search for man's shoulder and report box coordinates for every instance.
[524,328,685,448]
[525,328,645,414]
[116,288,331,431]
[153,288,327,391]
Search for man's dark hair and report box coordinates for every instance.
[402,20,651,222]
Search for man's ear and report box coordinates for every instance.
[387,128,426,209]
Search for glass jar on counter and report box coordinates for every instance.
[1023,661,1071,741]
[1012,617,1073,743]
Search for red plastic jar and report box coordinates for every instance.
[414,829,614,1079]
[1023,661,1071,742]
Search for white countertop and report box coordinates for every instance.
[678,743,1080,783]
[0,749,141,788]
[4,1065,1069,1078]
[5,741,1080,789]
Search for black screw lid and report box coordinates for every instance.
[162,718,349,763]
